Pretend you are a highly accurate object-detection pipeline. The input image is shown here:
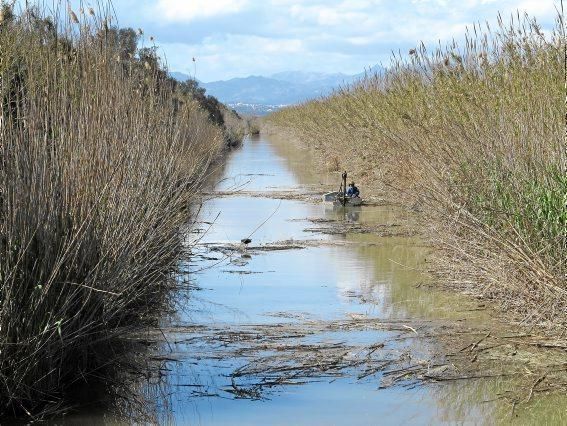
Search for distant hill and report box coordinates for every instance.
[169,67,385,115]
[200,71,362,106]
[168,71,194,82]
[353,64,386,80]
[270,71,351,86]
[202,76,300,104]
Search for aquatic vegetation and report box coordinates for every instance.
[0,3,225,418]
[269,13,566,330]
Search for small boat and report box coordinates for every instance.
[324,171,363,206]
[323,191,340,202]
[322,191,363,206]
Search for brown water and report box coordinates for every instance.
[63,134,565,425]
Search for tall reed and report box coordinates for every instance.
[0,3,223,417]
[270,13,566,330]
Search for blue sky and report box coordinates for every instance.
[71,1,559,81]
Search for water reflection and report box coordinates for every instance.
[137,134,566,424]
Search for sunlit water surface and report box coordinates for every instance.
[149,135,562,425]
[60,135,565,425]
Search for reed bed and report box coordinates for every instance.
[0,3,224,418]
[269,13,566,331]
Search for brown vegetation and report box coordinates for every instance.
[269,13,566,332]
[0,3,225,418]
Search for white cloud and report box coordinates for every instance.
[289,3,373,27]
[163,49,353,83]
[155,0,249,22]
[158,34,307,80]
[142,0,558,80]
[516,0,558,19]
[347,36,374,46]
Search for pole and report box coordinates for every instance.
[562,0,567,172]
[342,171,347,206]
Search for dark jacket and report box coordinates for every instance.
[347,185,359,197]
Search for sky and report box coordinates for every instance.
[65,1,560,81]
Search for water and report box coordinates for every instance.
[60,134,564,425]
[143,134,564,425]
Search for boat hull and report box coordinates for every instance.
[322,192,363,206]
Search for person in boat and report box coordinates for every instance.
[346,182,360,198]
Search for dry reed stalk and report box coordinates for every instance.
[0,2,224,418]
[269,12,566,331]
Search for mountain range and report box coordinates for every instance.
[169,67,384,115]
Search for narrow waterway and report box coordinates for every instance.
[148,134,563,425]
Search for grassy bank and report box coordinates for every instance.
[0,3,229,418]
[269,13,566,331]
